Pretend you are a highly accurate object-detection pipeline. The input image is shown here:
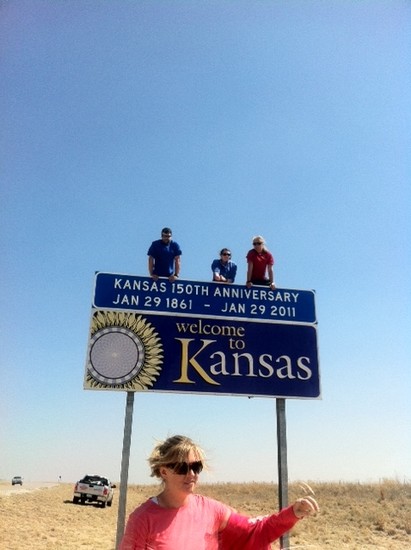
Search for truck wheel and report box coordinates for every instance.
[73,496,80,504]
[107,499,112,507]
[101,501,106,508]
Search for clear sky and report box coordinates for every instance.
[1,1,410,486]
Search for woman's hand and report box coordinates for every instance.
[293,496,320,519]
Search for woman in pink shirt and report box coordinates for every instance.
[119,435,319,550]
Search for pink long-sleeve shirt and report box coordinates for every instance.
[119,494,229,550]
[119,494,299,550]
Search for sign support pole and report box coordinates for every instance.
[276,398,289,550]
[115,391,135,549]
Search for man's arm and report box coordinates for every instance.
[148,257,158,280]
[168,255,181,282]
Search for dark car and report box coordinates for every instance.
[12,476,23,486]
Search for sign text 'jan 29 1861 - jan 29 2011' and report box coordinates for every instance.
[84,273,320,399]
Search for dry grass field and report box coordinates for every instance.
[1,480,410,549]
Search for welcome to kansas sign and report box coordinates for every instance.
[84,274,320,399]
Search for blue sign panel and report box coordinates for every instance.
[84,309,320,399]
[93,273,316,325]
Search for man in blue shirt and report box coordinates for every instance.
[147,227,182,282]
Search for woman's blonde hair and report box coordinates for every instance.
[148,435,206,478]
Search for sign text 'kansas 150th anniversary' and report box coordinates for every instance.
[85,273,320,398]
[93,273,316,324]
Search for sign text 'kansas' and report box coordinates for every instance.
[84,309,320,398]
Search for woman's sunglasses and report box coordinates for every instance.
[166,461,203,475]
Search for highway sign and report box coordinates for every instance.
[93,272,317,325]
[84,309,320,399]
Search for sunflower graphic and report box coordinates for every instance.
[85,310,164,390]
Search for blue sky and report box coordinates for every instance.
[1,1,410,486]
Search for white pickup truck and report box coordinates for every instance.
[73,475,116,507]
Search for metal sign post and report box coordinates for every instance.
[276,398,289,550]
[115,391,135,549]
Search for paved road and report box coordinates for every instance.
[0,481,58,496]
